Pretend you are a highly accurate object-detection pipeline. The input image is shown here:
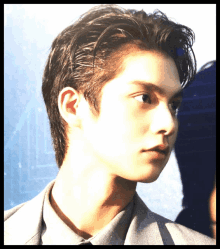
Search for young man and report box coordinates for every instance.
[4,5,216,245]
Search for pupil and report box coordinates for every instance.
[143,95,149,102]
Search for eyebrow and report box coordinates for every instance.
[129,80,183,99]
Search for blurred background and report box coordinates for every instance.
[4,4,216,223]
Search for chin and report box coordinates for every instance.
[139,174,161,183]
[124,169,162,184]
[134,165,164,183]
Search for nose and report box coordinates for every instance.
[150,104,177,137]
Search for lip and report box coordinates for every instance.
[142,145,169,156]
[143,150,167,160]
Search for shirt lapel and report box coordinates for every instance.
[124,192,167,245]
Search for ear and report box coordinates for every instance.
[58,87,82,127]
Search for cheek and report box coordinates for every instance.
[89,111,142,159]
[96,120,134,153]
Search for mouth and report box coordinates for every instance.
[152,148,169,155]
[141,145,170,158]
[142,149,168,160]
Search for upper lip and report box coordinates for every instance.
[143,145,169,155]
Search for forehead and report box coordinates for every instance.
[104,50,182,98]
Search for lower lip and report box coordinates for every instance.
[143,150,167,160]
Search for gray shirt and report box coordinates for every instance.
[41,182,134,245]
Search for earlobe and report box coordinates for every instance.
[58,87,81,125]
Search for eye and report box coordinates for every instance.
[170,100,181,115]
[134,94,151,104]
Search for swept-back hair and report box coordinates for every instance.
[42,4,196,168]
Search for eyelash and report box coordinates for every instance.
[134,94,151,104]
[134,94,181,115]
[169,101,181,115]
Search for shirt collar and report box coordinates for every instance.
[41,181,134,245]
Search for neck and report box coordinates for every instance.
[50,155,137,239]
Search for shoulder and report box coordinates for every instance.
[4,180,55,245]
[150,211,216,245]
[133,193,216,245]
[4,202,27,221]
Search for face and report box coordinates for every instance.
[78,50,182,183]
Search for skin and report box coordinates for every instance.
[51,50,182,239]
[209,180,216,239]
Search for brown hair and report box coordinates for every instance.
[42,4,196,168]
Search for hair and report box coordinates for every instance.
[42,4,196,168]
